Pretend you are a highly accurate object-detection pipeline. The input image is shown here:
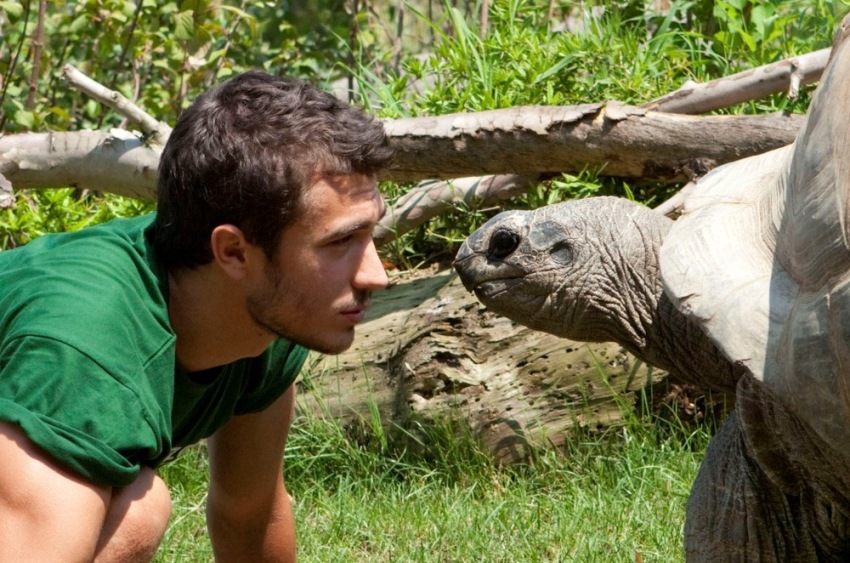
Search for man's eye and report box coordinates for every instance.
[331,235,353,246]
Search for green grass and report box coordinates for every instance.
[155,396,713,562]
[0,189,154,249]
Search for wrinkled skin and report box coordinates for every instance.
[454,196,850,561]
[454,196,740,392]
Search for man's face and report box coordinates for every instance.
[246,173,389,354]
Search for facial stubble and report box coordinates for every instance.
[246,263,369,355]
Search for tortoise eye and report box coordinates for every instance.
[550,241,573,265]
[488,229,520,260]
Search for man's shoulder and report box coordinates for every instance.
[0,213,172,363]
[0,213,162,301]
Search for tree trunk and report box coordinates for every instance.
[0,131,159,202]
[296,268,668,463]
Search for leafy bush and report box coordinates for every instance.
[0,0,381,248]
[0,0,363,132]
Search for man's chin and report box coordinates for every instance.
[297,330,356,355]
[251,312,357,354]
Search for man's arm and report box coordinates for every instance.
[0,421,174,562]
[0,422,110,561]
[206,385,297,562]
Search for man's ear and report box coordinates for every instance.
[210,225,261,280]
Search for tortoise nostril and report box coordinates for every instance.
[488,229,520,260]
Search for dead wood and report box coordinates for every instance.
[0,130,159,202]
[644,49,829,114]
[296,268,669,463]
[373,174,536,246]
[60,65,172,146]
[382,103,802,183]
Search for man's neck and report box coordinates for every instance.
[167,267,274,373]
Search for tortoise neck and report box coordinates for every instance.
[597,213,741,394]
[644,292,742,393]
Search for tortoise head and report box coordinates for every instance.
[454,197,672,348]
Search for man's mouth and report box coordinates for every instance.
[341,308,366,324]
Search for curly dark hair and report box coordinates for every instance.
[153,70,393,269]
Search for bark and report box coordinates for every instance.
[381,103,803,182]
[60,65,172,146]
[296,268,667,463]
[1,102,803,213]
[643,49,830,114]
[0,130,159,201]
[373,174,536,245]
[25,0,47,110]
[3,64,807,218]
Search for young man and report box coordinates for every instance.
[0,70,393,561]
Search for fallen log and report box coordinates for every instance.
[0,102,803,211]
[381,102,802,182]
[373,174,536,246]
[295,268,671,463]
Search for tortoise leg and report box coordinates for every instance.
[684,411,819,562]
[734,374,850,562]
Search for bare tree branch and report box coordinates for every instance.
[25,0,47,110]
[1,103,803,204]
[0,173,13,208]
[0,130,159,198]
[382,102,803,182]
[643,49,829,114]
[374,174,535,246]
[60,65,172,146]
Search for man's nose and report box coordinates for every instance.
[354,238,389,291]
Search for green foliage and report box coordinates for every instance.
[0,0,408,250]
[355,0,847,266]
[711,0,832,58]
[0,190,153,249]
[0,1,358,133]
[373,0,843,117]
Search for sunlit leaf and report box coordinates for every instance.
[173,9,194,40]
[13,110,36,129]
[0,1,23,17]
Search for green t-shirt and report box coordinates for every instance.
[0,214,307,487]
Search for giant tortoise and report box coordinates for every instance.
[453,20,850,563]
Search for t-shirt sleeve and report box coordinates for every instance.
[233,339,308,415]
[0,336,164,487]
